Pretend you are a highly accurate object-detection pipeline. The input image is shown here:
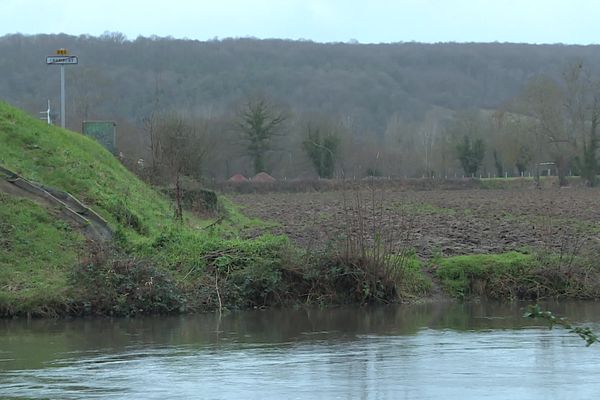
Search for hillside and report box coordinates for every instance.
[1,101,442,316]
[3,34,600,180]
[2,100,598,316]
[0,101,289,316]
[0,101,174,239]
[3,34,600,134]
[0,100,179,314]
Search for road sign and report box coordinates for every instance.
[46,49,78,128]
[46,55,78,65]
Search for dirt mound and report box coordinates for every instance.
[228,174,248,182]
[252,172,276,182]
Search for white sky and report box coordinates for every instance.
[1,0,599,44]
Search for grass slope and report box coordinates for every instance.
[6,100,592,315]
[0,193,84,314]
[0,100,280,315]
[0,101,174,242]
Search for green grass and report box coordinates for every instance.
[0,193,85,315]
[0,100,259,250]
[0,100,292,315]
[435,250,600,300]
[0,101,174,242]
[393,255,433,298]
[435,252,534,299]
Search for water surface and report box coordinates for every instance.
[1,301,599,399]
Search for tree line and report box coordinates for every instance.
[0,33,598,184]
[145,63,600,189]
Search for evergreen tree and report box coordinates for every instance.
[303,126,340,178]
[456,135,485,176]
[238,98,286,174]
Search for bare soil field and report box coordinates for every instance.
[231,187,600,259]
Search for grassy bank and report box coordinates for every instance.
[435,251,600,300]
[0,101,302,315]
[0,101,429,316]
[1,101,598,317]
[0,193,85,315]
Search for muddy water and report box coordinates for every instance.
[1,302,599,399]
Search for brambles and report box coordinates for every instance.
[298,183,431,303]
[68,244,184,316]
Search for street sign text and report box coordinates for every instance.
[46,55,78,65]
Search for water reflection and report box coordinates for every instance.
[1,301,599,399]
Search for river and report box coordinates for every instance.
[1,301,599,399]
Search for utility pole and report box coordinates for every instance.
[46,48,78,129]
[60,63,65,128]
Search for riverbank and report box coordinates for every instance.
[0,101,429,317]
[0,101,280,316]
[229,185,600,304]
[2,100,600,317]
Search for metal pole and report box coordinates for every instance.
[60,65,65,128]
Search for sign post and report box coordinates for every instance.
[46,49,78,129]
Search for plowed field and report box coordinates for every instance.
[231,187,600,259]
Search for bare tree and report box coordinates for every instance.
[418,108,447,177]
[522,64,600,186]
[523,76,570,186]
[154,113,210,221]
[563,64,600,186]
[69,67,112,127]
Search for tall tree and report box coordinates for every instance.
[575,81,600,186]
[303,125,340,179]
[521,64,600,186]
[456,135,485,176]
[493,149,504,177]
[515,144,533,176]
[570,68,600,186]
[238,98,286,174]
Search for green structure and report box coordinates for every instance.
[82,121,117,155]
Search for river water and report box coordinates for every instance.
[1,301,599,399]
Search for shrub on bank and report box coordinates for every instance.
[68,245,184,316]
[435,251,600,300]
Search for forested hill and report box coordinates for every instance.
[2,33,600,136]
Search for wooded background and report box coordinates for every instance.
[2,33,599,182]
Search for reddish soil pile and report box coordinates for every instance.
[252,172,276,182]
[228,174,248,182]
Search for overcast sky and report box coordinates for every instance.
[1,0,599,44]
